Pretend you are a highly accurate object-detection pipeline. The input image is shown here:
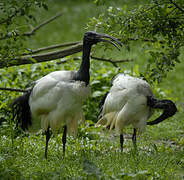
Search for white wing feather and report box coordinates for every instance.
[29,70,91,134]
[97,74,153,134]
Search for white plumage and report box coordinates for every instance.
[97,74,153,133]
[97,73,177,150]
[29,70,90,135]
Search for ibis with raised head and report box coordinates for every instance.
[12,31,122,158]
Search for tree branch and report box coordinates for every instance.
[0,87,28,93]
[2,43,83,68]
[2,42,135,68]
[24,41,81,55]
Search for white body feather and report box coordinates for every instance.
[96,74,154,134]
[28,70,91,135]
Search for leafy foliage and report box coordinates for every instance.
[0,0,47,67]
[88,0,184,82]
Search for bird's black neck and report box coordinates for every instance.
[75,41,92,85]
[147,96,177,125]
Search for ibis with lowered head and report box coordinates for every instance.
[96,74,177,150]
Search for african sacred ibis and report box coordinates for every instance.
[96,74,177,150]
[12,31,122,158]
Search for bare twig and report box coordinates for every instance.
[23,11,63,36]
[91,56,133,67]
[0,87,28,93]
[57,55,133,68]
[24,41,81,55]
[169,0,184,13]
[0,11,63,40]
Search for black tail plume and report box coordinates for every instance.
[147,96,177,125]
[11,89,33,131]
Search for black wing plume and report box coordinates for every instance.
[11,88,33,131]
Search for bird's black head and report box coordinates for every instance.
[147,97,177,125]
[83,31,122,50]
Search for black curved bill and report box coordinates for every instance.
[97,33,122,51]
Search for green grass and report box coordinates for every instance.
[0,127,184,179]
[0,0,184,179]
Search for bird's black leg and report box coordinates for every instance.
[62,125,67,157]
[45,127,51,159]
[132,128,137,149]
[120,134,124,152]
